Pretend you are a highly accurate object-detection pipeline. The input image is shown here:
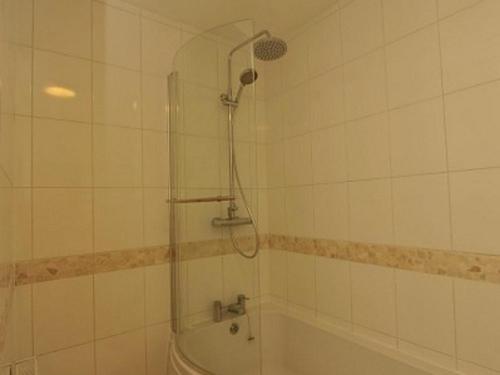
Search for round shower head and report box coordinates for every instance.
[239,68,258,85]
[253,37,288,61]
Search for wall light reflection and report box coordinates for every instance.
[44,86,76,98]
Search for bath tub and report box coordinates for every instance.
[168,303,456,375]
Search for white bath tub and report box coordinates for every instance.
[168,304,455,375]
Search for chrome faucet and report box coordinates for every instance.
[213,294,249,322]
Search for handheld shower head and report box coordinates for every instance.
[235,68,258,103]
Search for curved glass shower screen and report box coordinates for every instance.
[168,20,262,375]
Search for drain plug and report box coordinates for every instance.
[230,322,239,335]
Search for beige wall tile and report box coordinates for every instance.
[396,270,455,355]
[37,343,95,375]
[145,264,170,325]
[96,329,146,375]
[187,256,223,314]
[10,46,32,116]
[222,254,256,304]
[383,0,437,42]
[93,125,142,187]
[184,136,221,189]
[386,25,442,108]
[142,74,168,131]
[141,18,180,76]
[146,324,170,375]
[309,68,345,130]
[0,115,31,187]
[282,33,308,89]
[33,50,91,122]
[389,98,447,176]
[12,285,33,360]
[95,268,145,338]
[264,95,283,142]
[92,2,140,70]
[284,134,312,186]
[143,130,169,187]
[347,112,390,180]
[285,186,314,238]
[445,80,500,170]
[182,83,220,138]
[344,50,387,120]
[93,63,141,128]
[12,188,32,261]
[33,188,93,258]
[93,188,143,251]
[282,83,310,138]
[392,174,451,250]
[316,257,351,321]
[266,142,285,188]
[341,0,384,61]
[455,279,500,371]
[268,188,286,235]
[313,183,349,240]
[351,263,396,336]
[349,179,393,244]
[10,0,33,46]
[33,118,91,186]
[33,276,93,354]
[312,125,347,183]
[440,0,500,92]
[183,188,222,242]
[450,169,500,255]
[308,11,342,77]
[270,249,287,299]
[143,188,169,247]
[34,0,91,58]
[438,0,482,18]
[287,252,315,309]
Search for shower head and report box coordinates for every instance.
[240,68,258,86]
[253,37,288,61]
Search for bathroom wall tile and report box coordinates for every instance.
[187,256,223,314]
[351,263,396,336]
[184,136,221,189]
[282,82,309,138]
[12,188,32,261]
[312,125,347,183]
[316,257,351,321]
[347,112,390,180]
[37,343,95,375]
[386,25,442,108]
[282,32,308,89]
[141,18,181,75]
[270,249,287,299]
[264,94,283,141]
[445,80,500,170]
[146,324,170,375]
[258,249,271,296]
[344,50,387,120]
[396,270,455,355]
[177,35,218,89]
[94,188,143,251]
[145,264,170,325]
[309,11,342,77]
[222,254,256,304]
[341,0,384,61]
[96,329,146,375]
[34,50,91,122]
[398,341,456,370]
[389,98,447,176]
[266,142,285,188]
[268,188,286,235]
[383,0,437,42]
[33,188,93,258]
[9,0,33,46]
[33,118,91,186]
[142,74,168,131]
[143,130,169,187]
[10,46,32,116]
[313,183,349,240]
[455,279,500,371]
[438,0,482,18]
[285,186,314,238]
[93,125,142,187]
[349,179,393,244]
[457,360,500,375]
[143,188,169,247]
[95,268,145,338]
[93,63,141,128]
[34,0,91,58]
[33,276,93,354]
[92,2,141,70]
[12,285,33,360]
[392,174,451,250]
[0,115,31,187]
[287,252,315,310]
[182,83,220,138]
[440,0,500,92]
[450,169,500,255]
[284,134,312,186]
[183,188,222,242]
[309,68,344,130]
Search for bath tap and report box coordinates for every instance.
[213,294,249,322]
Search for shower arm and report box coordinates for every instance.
[226,30,270,99]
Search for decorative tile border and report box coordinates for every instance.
[13,234,500,285]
